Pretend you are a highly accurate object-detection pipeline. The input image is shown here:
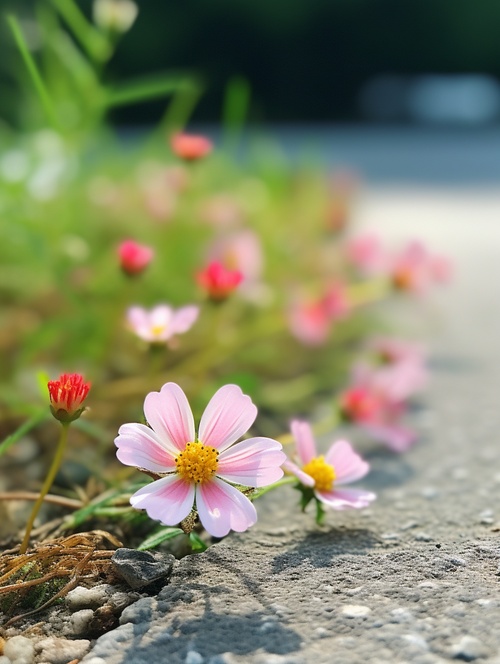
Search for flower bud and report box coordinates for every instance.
[48,374,91,423]
[118,239,154,276]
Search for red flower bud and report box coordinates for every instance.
[171,133,213,161]
[118,240,154,276]
[48,373,91,423]
[197,261,243,301]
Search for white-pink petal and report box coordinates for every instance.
[115,422,177,472]
[196,477,257,537]
[282,459,315,487]
[291,420,317,465]
[130,475,195,525]
[325,440,370,485]
[169,305,199,335]
[315,487,376,510]
[217,437,285,487]
[144,383,195,451]
[198,384,257,451]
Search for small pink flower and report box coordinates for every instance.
[118,240,154,276]
[115,383,286,537]
[197,261,243,301]
[288,298,331,346]
[321,283,350,321]
[171,133,213,161]
[127,304,199,344]
[340,376,416,453]
[48,373,91,423]
[207,231,263,283]
[346,234,388,276]
[283,420,375,511]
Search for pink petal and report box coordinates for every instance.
[282,459,315,487]
[315,487,376,510]
[217,437,285,487]
[115,422,177,472]
[150,305,173,329]
[325,440,370,485]
[291,420,316,465]
[144,383,195,451]
[361,423,416,452]
[198,385,257,451]
[169,305,199,335]
[196,477,257,537]
[130,475,195,525]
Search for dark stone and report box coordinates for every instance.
[111,548,175,590]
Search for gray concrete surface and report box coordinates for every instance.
[82,188,500,664]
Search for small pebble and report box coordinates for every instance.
[414,532,433,542]
[420,487,439,499]
[342,605,371,618]
[36,637,90,664]
[185,651,204,664]
[66,585,112,610]
[0,657,11,664]
[111,548,175,589]
[3,636,35,664]
[401,634,429,651]
[381,532,400,541]
[450,635,489,661]
[69,609,94,635]
[400,520,419,531]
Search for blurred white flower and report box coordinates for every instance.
[93,0,138,33]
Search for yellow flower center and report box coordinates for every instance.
[151,324,166,336]
[302,456,336,492]
[175,441,219,484]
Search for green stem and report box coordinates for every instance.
[19,423,70,554]
[49,0,110,63]
[7,15,60,129]
[251,476,297,501]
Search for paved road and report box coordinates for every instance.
[83,187,500,664]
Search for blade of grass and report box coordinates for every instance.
[49,0,110,63]
[103,73,189,109]
[6,14,60,129]
[0,409,48,458]
[222,75,251,153]
[137,527,184,551]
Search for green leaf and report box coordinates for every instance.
[137,527,185,551]
[189,532,208,553]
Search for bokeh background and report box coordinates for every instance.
[2,0,500,127]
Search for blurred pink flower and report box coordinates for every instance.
[361,337,429,401]
[127,304,199,344]
[115,383,285,537]
[339,378,416,453]
[288,298,331,346]
[208,230,263,283]
[390,241,451,294]
[288,283,350,346]
[171,133,213,161]
[283,420,375,510]
[197,261,243,301]
[118,240,154,276]
[346,233,388,276]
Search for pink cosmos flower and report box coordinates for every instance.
[340,377,416,453]
[197,261,243,301]
[118,240,154,276]
[359,338,428,402]
[207,230,263,284]
[127,304,199,344]
[283,420,375,510]
[48,373,90,423]
[171,133,213,161]
[115,383,286,537]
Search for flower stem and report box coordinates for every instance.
[19,423,70,554]
[251,476,297,501]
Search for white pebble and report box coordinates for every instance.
[342,604,371,618]
[70,609,94,635]
[450,635,488,660]
[0,657,12,664]
[185,651,204,664]
[3,636,35,664]
[36,637,90,664]
[66,584,113,610]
